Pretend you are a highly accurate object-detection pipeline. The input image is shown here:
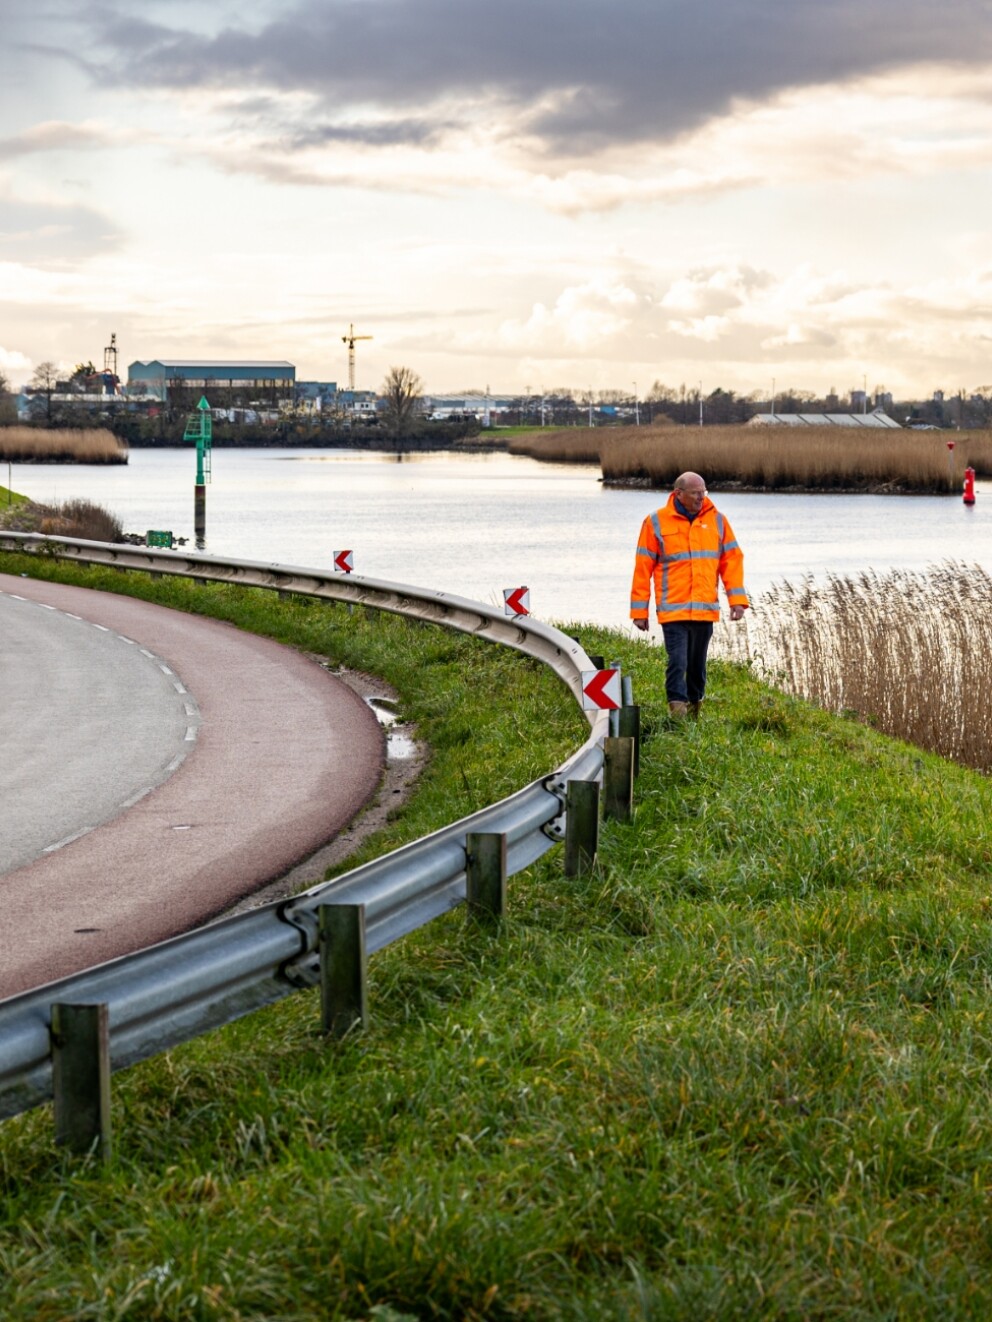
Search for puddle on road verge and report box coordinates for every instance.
[365,695,417,761]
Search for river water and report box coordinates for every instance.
[8,447,992,635]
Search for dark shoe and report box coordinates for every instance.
[668,700,688,719]
[688,701,702,720]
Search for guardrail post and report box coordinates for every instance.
[603,737,635,822]
[564,779,599,876]
[465,832,507,925]
[319,904,368,1038]
[588,654,604,670]
[51,1002,112,1161]
[619,704,641,776]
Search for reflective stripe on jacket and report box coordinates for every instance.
[629,493,749,624]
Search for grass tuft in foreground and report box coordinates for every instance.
[3,557,992,1316]
[0,496,124,540]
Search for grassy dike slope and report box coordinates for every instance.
[3,557,992,1318]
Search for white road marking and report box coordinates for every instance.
[43,828,93,854]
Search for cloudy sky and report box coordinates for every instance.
[2,0,991,399]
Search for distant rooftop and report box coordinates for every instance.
[130,359,295,369]
[750,411,901,429]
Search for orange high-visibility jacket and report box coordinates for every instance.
[630,492,749,624]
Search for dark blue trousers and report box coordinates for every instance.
[661,621,714,704]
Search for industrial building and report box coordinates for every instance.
[128,360,296,403]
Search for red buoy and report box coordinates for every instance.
[964,465,976,506]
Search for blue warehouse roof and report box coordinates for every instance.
[129,359,295,378]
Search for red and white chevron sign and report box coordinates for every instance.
[503,586,531,617]
[581,667,621,711]
[333,549,353,573]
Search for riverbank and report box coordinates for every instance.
[0,493,122,540]
[4,558,992,1316]
[603,475,958,494]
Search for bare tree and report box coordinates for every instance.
[0,370,15,425]
[30,361,60,422]
[381,366,424,443]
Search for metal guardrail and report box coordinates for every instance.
[0,533,611,1122]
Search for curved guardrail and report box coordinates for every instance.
[0,533,611,1122]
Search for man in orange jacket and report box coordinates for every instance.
[630,471,748,718]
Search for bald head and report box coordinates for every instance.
[674,472,707,508]
[674,472,705,494]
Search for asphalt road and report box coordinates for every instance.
[0,590,196,874]
[0,572,385,998]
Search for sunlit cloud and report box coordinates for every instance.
[0,121,118,160]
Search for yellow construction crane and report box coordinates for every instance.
[342,323,372,391]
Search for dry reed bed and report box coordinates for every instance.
[601,425,977,491]
[0,427,127,463]
[508,429,610,463]
[515,424,992,491]
[731,563,992,771]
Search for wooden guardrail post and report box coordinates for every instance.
[466,832,507,925]
[51,1002,112,1161]
[319,903,368,1038]
[603,736,635,822]
[564,779,599,876]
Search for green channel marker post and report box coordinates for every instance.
[183,395,212,542]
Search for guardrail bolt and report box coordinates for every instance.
[51,1002,112,1161]
[603,736,636,822]
[319,903,369,1038]
[564,779,600,877]
[466,831,507,926]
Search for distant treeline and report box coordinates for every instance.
[105,415,489,450]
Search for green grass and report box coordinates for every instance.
[0,485,29,509]
[3,553,992,1317]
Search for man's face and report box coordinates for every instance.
[677,480,706,509]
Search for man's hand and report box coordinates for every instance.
[730,606,747,622]
[633,619,649,632]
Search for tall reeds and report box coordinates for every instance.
[600,425,977,491]
[0,427,127,463]
[507,429,610,463]
[733,563,992,770]
[513,423,992,492]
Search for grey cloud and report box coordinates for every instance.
[77,0,992,151]
[288,118,454,149]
